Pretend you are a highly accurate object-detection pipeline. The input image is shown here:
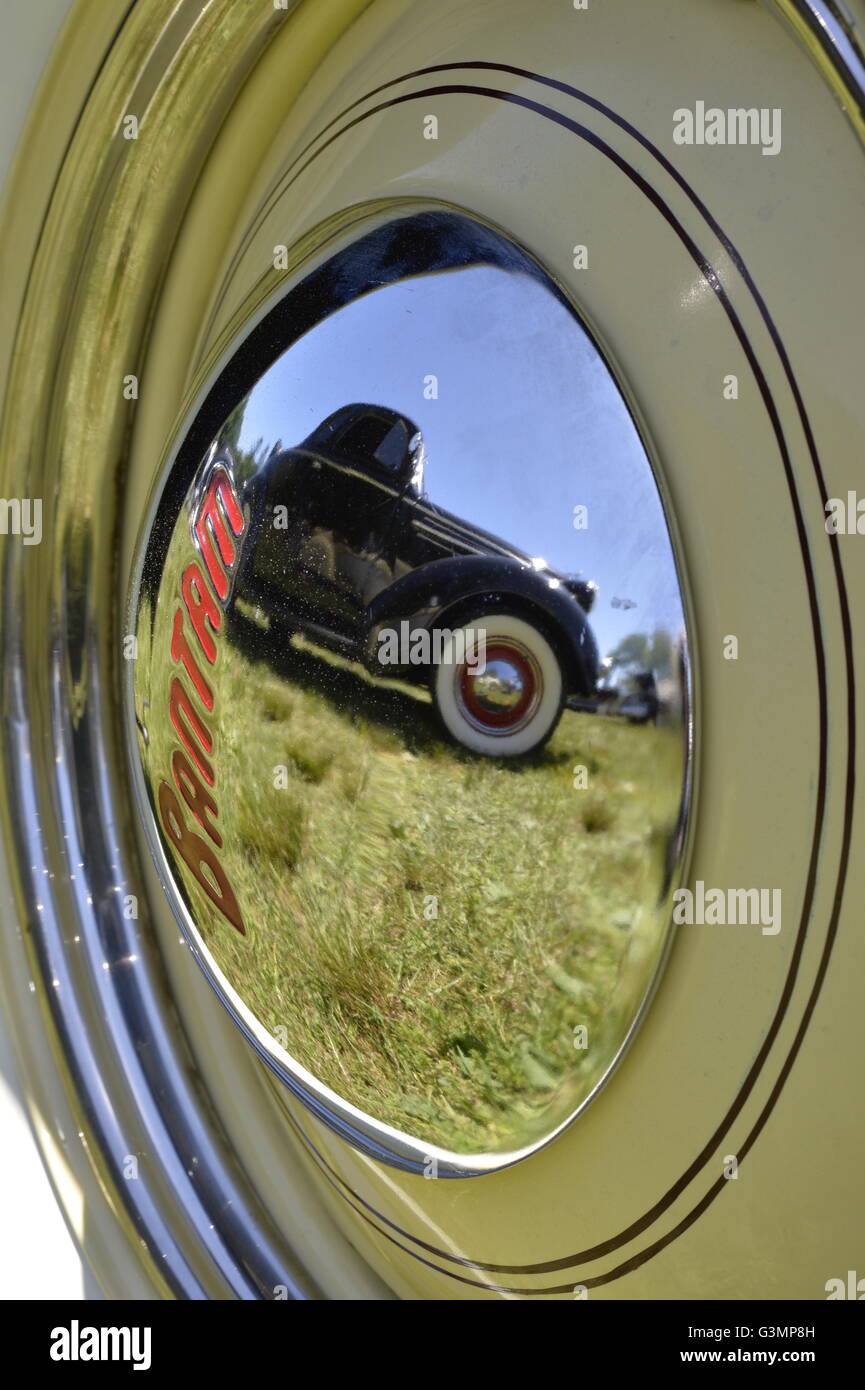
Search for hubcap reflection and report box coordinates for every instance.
[128,209,692,1174]
[459,645,539,733]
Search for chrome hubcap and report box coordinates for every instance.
[472,659,527,712]
[126,208,693,1176]
[458,641,541,734]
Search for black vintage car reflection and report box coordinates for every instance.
[235,403,600,755]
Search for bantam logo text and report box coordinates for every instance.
[157,462,246,934]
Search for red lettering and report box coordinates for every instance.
[169,675,214,785]
[160,462,246,936]
[193,466,244,601]
[158,782,244,934]
[182,562,221,664]
[171,608,214,710]
[172,748,221,847]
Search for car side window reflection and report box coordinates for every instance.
[336,412,405,471]
[374,420,408,471]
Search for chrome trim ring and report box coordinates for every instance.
[767,2,865,146]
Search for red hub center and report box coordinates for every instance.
[458,640,540,732]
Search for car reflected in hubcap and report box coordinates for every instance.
[127,208,692,1175]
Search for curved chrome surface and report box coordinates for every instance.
[0,0,331,1300]
[0,0,859,1300]
[469,659,530,715]
[768,1,865,144]
[128,209,693,1175]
